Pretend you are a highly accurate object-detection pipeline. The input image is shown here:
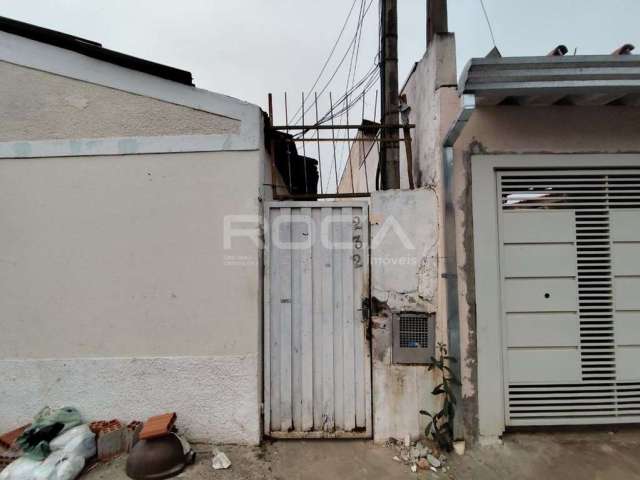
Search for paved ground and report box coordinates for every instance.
[83,428,640,480]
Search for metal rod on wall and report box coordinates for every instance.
[301,93,309,194]
[329,92,339,193]
[284,92,293,193]
[314,92,324,195]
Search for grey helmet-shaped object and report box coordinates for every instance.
[126,434,196,480]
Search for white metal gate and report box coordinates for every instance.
[498,169,640,426]
[263,201,371,438]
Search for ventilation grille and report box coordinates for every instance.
[399,314,430,348]
[392,312,435,364]
[501,173,640,210]
[575,207,615,382]
[509,383,640,420]
[500,171,640,423]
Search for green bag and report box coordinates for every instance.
[17,406,83,460]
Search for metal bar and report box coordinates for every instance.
[285,92,293,194]
[268,93,278,199]
[314,92,324,195]
[403,125,414,189]
[301,93,309,194]
[346,92,355,194]
[272,124,414,130]
[329,92,339,192]
[362,90,370,194]
[284,137,411,143]
[274,192,371,200]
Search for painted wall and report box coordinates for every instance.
[370,189,440,442]
[452,106,640,442]
[337,129,379,194]
[338,35,459,443]
[0,48,265,443]
[0,150,263,443]
[0,61,240,142]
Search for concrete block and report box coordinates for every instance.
[92,420,125,461]
[125,421,143,453]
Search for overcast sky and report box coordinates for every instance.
[3,0,639,189]
[4,0,639,113]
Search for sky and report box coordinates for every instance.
[3,0,639,189]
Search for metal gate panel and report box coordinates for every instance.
[264,201,371,438]
[498,170,640,426]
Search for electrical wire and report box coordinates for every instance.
[290,0,360,123]
[479,0,497,48]
[292,0,377,125]
[296,63,379,134]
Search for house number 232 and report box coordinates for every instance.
[352,216,363,268]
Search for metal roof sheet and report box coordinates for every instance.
[459,55,640,106]
[0,16,194,86]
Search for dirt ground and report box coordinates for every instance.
[83,428,640,480]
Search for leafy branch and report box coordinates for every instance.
[419,342,461,452]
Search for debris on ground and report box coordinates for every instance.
[0,426,30,451]
[126,413,195,480]
[453,440,465,456]
[91,420,125,461]
[384,436,449,475]
[17,407,83,461]
[0,408,195,480]
[124,422,143,454]
[139,413,177,441]
[211,448,231,470]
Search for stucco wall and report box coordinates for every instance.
[452,106,640,441]
[370,189,439,442]
[0,60,240,142]
[359,35,460,443]
[0,150,263,443]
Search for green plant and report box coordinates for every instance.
[419,342,461,452]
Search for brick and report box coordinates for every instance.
[0,425,30,449]
[124,421,143,453]
[95,420,125,461]
[139,413,177,440]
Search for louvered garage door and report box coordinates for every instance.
[499,170,640,426]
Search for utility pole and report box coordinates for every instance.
[427,0,448,46]
[380,0,400,190]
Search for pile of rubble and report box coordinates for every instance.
[385,436,450,474]
[0,407,196,480]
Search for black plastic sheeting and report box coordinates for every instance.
[0,16,194,86]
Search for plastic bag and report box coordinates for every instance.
[49,425,96,459]
[0,457,42,480]
[17,407,83,461]
[32,451,85,480]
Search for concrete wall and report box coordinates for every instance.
[401,34,458,191]
[0,150,263,443]
[370,189,440,442]
[452,106,640,441]
[338,130,378,194]
[0,61,240,142]
[337,35,460,442]
[0,51,265,443]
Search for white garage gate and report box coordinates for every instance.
[473,156,640,433]
[498,169,640,425]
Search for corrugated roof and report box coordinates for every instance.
[459,55,640,106]
[0,16,194,86]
